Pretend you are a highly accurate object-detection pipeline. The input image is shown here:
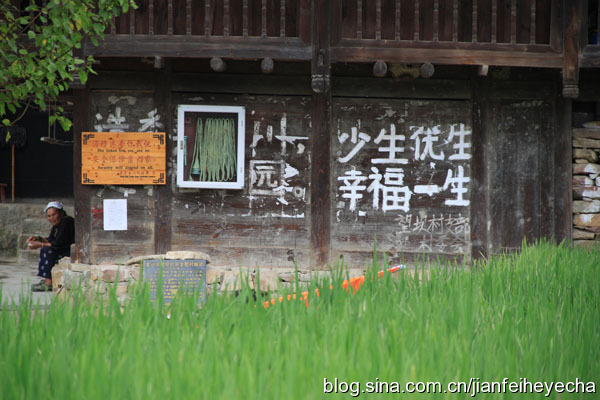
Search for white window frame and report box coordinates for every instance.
[177,105,245,189]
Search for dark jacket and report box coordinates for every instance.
[47,215,75,257]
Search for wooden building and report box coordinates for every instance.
[66,0,600,268]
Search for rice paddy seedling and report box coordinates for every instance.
[0,241,598,399]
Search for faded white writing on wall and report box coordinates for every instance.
[389,213,470,254]
[246,110,308,217]
[336,122,472,213]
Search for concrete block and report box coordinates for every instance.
[21,218,49,235]
[18,248,40,264]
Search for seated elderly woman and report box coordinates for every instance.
[27,201,75,292]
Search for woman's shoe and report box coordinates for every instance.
[31,282,52,292]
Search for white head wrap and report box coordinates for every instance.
[44,201,64,213]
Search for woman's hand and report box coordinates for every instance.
[27,240,43,250]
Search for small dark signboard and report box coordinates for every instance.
[142,259,207,304]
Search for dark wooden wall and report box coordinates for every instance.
[76,61,571,267]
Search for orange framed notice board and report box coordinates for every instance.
[81,132,166,185]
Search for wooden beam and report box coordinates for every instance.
[530,0,536,44]
[87,36,312,60]
[310,0,332,269]
[433,0,439,42]
[299,0,311,43]
[395,0,401,40]
[562,0,582,98]
[553,85,573,243]
[186,0,191,35]
[414,0,420,40]
[153,61,172,254]
[73,87,93,264]
[472,0,478,42]
[167,0,173,35]
[331,44,563,68]
[470,78,489,260]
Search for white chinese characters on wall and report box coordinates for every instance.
[335,112,472,255]
[247,112,308,218]
[337,122,471,212]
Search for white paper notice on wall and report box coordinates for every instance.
[103,199,127,231]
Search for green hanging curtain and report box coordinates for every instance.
[188,118,203,180]
[188,117,236,182]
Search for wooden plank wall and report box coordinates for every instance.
[331,98,472,266]
[168,93,313,268]
[81,65,570,268]
[87,91,161,263]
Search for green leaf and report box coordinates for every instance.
[1,119,10,126]
[78,69,88,84]
[57,117,72,131]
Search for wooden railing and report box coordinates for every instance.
[79,1,600,83]
[335,0,553,45]
[109,0,311,40]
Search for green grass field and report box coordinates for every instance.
[1,241,598,399]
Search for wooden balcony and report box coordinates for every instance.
[78,1,599,96]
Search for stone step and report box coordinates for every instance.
[18,248,40,264]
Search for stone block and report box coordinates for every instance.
[573,163,600,175]
[102,266,129,283]
[206,268,223,285]
[573,128,600,140]
[573,176,594,187]
[573,214,600,227]
[573,138,600,149]
[573,200,600,214]
[70,263,91,272]
[165,251,211,263]
[116,283,128,297]
[573,148,599,163]
[221,270,252,291]
[256,269,280,291]
[52,268,64,290]
[573,228,595,240]
[574,240,600,250]
[64,270,85,290]
[574,186,600,199]
[130,267,140,281]
[125,254,165,266]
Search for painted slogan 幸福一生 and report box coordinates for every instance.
[333,101,472,256]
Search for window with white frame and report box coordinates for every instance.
[177,105,245,189]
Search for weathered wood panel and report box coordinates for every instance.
[88,91,163,263]
[89,191,156,264]
[331,99,472,266]
[486,100,553,254]
[169,94,312,268]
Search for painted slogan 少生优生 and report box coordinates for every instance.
[333,100,472,257]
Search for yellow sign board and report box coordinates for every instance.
[81,132,166,185]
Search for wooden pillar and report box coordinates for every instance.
[310,0,332,269]
[470,78,489,260]
[554,84,573,244]
[154,60,173,254]
[73,87,93,263]
[562,0,582,98]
